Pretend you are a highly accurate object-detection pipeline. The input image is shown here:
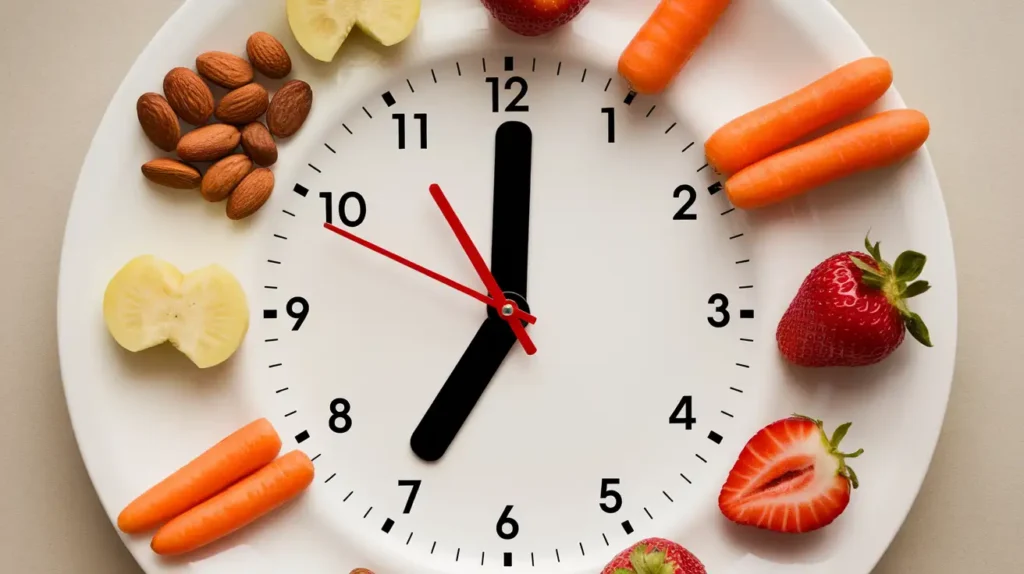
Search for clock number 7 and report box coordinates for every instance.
[398,479,421,514]
[486,77,529,112]
[393,113,427,149]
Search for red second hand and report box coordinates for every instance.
[324,223,536,324]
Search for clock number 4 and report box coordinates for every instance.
[673,185,697,220]
[486,76,529,112]
[320,191,366,227]
[328,398,352,433]
[398,479,421,514]
[496,505,519,540]
[708,293,730,327]
[669,395,696,429]
[599,478,622,513]
[393,113,427,149]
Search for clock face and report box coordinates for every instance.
[255,50,758,571]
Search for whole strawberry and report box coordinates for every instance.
[601,538,706,574]
[480,0,591,36]
[776,234,933,367]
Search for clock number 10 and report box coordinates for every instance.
[486,76,529,112]
[320,192,366,227]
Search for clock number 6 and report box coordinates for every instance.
[708,293,730,327]
[328,398,352,433]
[286,297,308,331]
[496,505,519,540]
[398,479,421,514]
[673,185,697,220]
[319,191,366,227]
[599,478,622,513]
[486,77,529,113]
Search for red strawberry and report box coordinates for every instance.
[776,234,933,367]
[718,415,863,534]
[601,537,706,574]
[480,0,591,36]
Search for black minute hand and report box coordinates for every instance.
[410,121,533,462]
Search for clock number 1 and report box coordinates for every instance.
[486,77,529,112]
[496,505,519,540]
[320,191,366,227]
[398,479,421,514]
[601,107,615,143]
[599,478,622,513]
[393,113,427,149]
[673,185,697,220]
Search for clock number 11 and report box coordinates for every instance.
[393,113,427,149]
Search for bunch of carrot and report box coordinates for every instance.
[704,57,931,209]
[117,418,314,556]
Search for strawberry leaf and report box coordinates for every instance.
[902,280,931,298]
[904,312,933,347]
[830,422,852,448]
[845,465,860,489]
[893,250,927,282]
[864,233,883,262]
[861,273,885,289]
[850,255,882,278]
[614,569,635,574]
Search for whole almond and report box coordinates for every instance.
[241,122,278,166]
[136,93,181,151]
[246,32,292,79]
[215,83,269,124]
[163,67,214,125]
[201,154,252,202]
[266,80,312,138]
[227,168,274,220]
[196,51,254,89]
[176,123,241,162]
[141,158,200,189]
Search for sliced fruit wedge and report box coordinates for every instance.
[287,0,421,62]
[103,255,249,369]
[357,0,421,46]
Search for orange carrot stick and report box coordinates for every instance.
[618,0,732,95]
[725,109,930,210]
[117,418,282,534]
[706,57,893,174]
[150,450,314,556]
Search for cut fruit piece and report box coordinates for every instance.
[102,256,249,369]
[286,0,361,62]
[356,0,421,46]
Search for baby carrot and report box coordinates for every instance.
[725,109,930,210]
[117,418,281,534]
[618,0,732,95]
[150,450,314,556]
[705,57,893,174]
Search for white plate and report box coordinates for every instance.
[58,1,957,573]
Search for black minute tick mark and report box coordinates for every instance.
[721,208,736,216]
[281,210,295,217]
[308,163,321,173]
[740,285,754,290]
[731,387,744,393]
[580,542,585,556]
[294,430,309,443]
[680,473,692,484]
[604,78,612,91]
[696,454,708,463]
[482,57,486,72]
[324,143,335,153]
[555,549,560,562]
[456,61,461,76]
[504,551,512,566]
[682,141,695,153]
[530,552,534,566]
[343,124,352,134]
[325,473,336,483]
[293,183,308,197]
[406,532,413,545]
[431,69,437,83]
[737,363,750,368]
[624,91,636,105]
[532,58,536,72]
[407,79,414,93]
[263,309,277,319]
[284,410,296,417]
[665,122,677,134]
[644,507,653,519]
[740,309,755,319]
[708,182,723,195]
[556,61,561,75]
[697,163,710,172]
[264,285,277,290]
[431,541,437,554]
[646,105,656,117]
[275,387,287,393]
[267,259,281,264]
[730,233,745,240]
[364,507,373,519]
[736,259,750,264]
[344,491,353,502]
[269,363,282,368]
[274,234,287,240]
[264,337,277,342]
[722,410,734,417]
[382,518,394,533]
[621,520,634,534]
[602,533,609,546]
[663,490,674,502]
[581,68,587,82]
[504,56,514,71]
[362,107,372,119]
[709,431,724,444]
[382,91,396,107]
[741,338,754,342]
[456,548,460,562]
[310,453,320,461]
[481,552,485,566]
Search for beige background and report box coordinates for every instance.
[1,0,1021,572]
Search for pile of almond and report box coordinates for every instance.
[137,31,313,221]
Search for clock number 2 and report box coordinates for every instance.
[398,479,421,514]
[708,293,730,327]
[393,113,427,149]
[599,478,623,513]
[486,77,529,112]
[496,505,519,540]
[669,395,696,429]
[673,185,697,220]
[328,398,352,433]
[320,191,366,227]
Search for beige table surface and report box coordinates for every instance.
[2,0,1022,572]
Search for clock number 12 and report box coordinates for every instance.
[486,77,529,112]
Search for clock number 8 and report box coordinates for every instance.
[708,293,730,327]
[319,191,366,227]
[328,398,352,433]
[496,505,519,540]
[486,77,529,112]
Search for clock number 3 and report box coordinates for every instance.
[486,77,529,112]
[496,505,519,540]
[599,478,623,513]
[708,293,730,327]
[320,192,366,227]
[328,398,352,433]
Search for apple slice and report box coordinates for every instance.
[287,0,421,62]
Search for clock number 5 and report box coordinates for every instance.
[320,191,367,227]
[599,478,622,513]
[708,293,730,327]
[328,398,352,433]
[486,77,529,112]
[496,505,519,540]
[393,113,427,149]
[673,185,697,220]
[398,479,421,514]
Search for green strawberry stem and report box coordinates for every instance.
[793,415,864,489]
[850,233,934,347]
[613,544,677,574]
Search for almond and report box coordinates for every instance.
[163,67,214,126]
[215,83,269,125]
[246,32,292,79]
[266,80,312,138]
[136,93,181,152]
[241,122,278,166]
[196,51,254,89]
[176,123,241,162]
[141,158,200,189]
[227,168,274,220]
[201,154,253,202]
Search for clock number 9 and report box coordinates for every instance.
[286,297,308,331]
[319,191,366,227]
[328,398,352,433]
[486,76,529,113]
[496,505,519,540]
[708,293,730,327]
[673,185,697,220]
[599,478,622,513]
